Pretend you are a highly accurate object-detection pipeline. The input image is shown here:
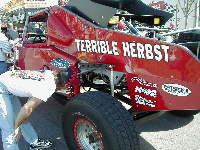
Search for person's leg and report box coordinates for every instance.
[11,96,53,149]
[0,62,7,75]
[10,95,38,144]
[0,82,19,150]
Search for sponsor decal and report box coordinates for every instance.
[135,86,157,98]
[135,95,156,107]
[131,77,158,107]
[51,59,70,68]
[148,1,166,10]
[131,77,158,88]
[75,39,170,62]
[162,83,191,96]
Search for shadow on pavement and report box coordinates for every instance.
[135,111,195,150]
[136,111,194,133]
[140,136,156,150]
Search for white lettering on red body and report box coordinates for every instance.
[75,39,170,62]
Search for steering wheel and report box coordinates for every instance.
[33,34,46,43]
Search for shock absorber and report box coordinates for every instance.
[124,21,141,35]
[65,84,75,98]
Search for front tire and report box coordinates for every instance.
[62,91,140,150]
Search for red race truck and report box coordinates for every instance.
[13,0,200,149]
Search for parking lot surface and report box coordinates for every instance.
[0,96,200,150]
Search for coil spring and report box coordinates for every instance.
[66,85,75,98]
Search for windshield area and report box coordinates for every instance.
[23,11,48,45]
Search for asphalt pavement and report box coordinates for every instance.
[0,96,200,150]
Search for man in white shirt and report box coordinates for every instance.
[0,70,56,150]
[0,22,53,149]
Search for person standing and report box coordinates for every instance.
[34,24,43,35]
[0,70,55,150]
[0,22,12,74]
[0,22,53,149]
[5,23,19,41]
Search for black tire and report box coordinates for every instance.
[170,110,200,117]
[175,30,200,57]
[62,91,140,150]
[177,32,200,43]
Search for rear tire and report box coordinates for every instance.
[176,31,200,57]
[62,91,140,150]
[177,32,200,43]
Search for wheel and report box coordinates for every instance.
[62,91,140,150]
[177,30,200,43]
[170,110,200,117]
[176,30,200,57]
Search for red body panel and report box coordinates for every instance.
[16,6,200,111]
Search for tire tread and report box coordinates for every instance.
[69,91,140,150]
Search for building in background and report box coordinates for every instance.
[4,0,59,24]
[5,0,59,11]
